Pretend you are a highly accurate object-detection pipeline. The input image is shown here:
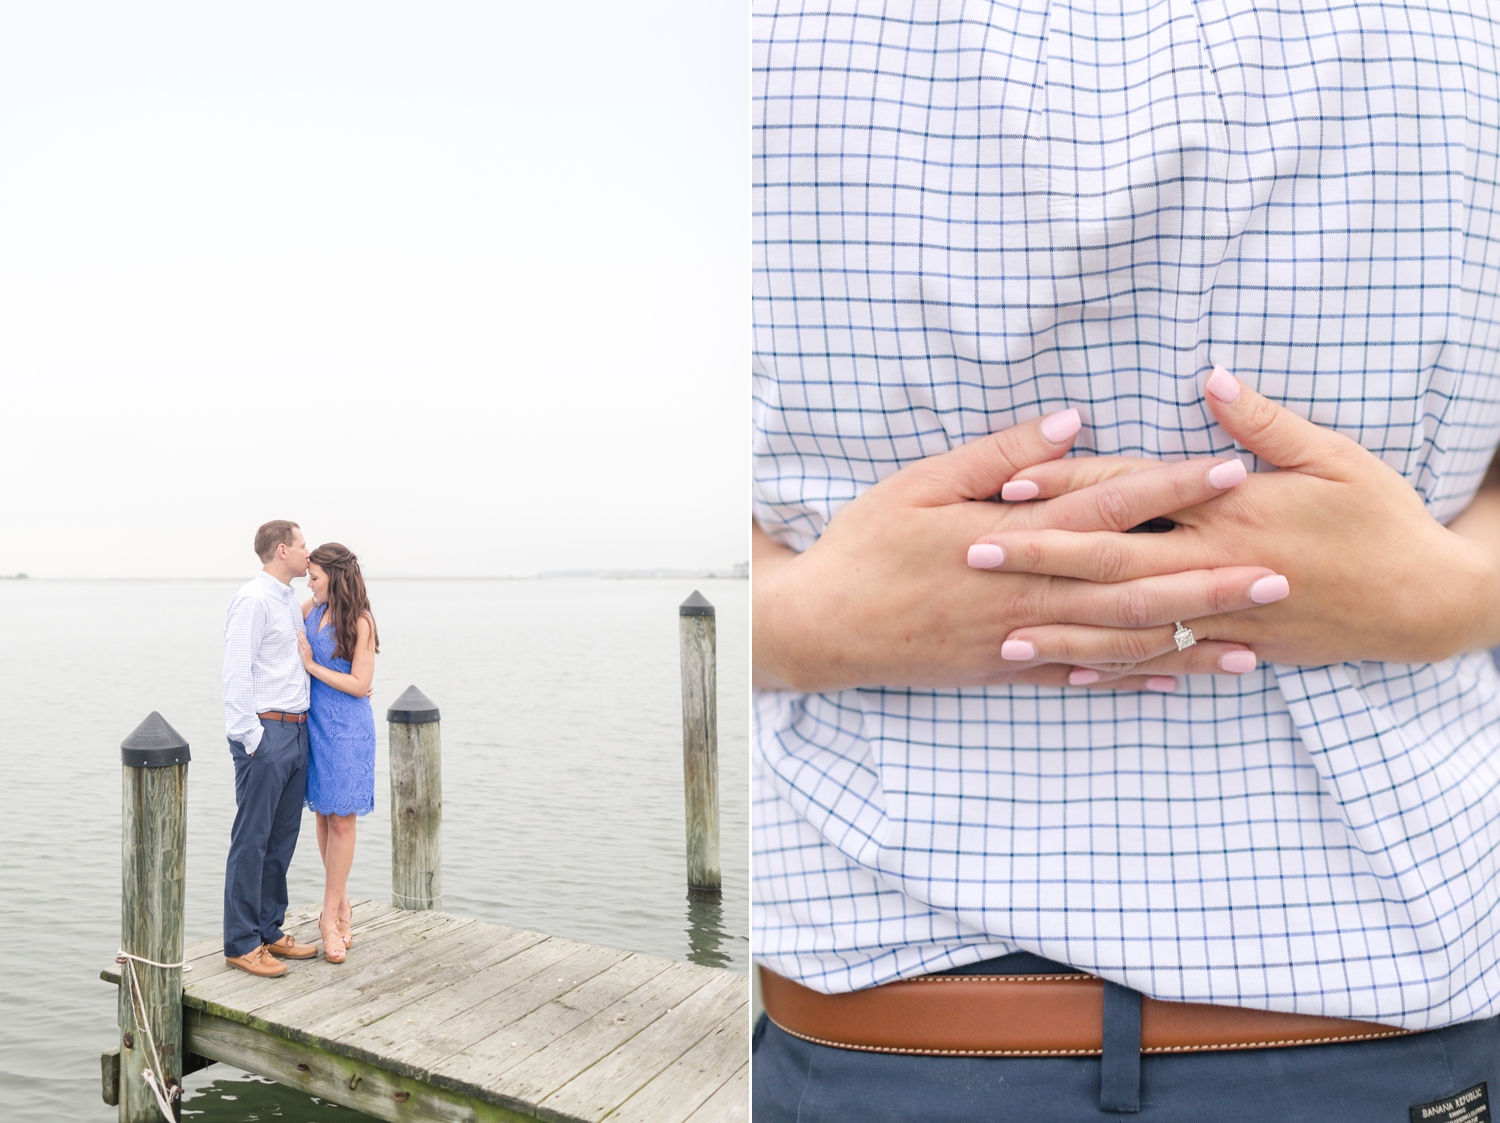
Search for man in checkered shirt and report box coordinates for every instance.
[752,1,1500,1118]
[221,519,320,976]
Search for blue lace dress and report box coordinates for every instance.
[304,603,376,816]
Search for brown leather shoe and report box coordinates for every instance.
[265,933,318,959]
[225,945,288,977]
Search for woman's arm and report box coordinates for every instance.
[752,410,1286,693]
[301,598,314,621]
[298,615,376,698]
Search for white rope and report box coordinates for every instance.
[392,890,443,908]
[119,952,187,1121]
[117,950,192,971]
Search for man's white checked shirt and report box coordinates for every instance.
[223,571,309,755]
[752,0,1500,1029]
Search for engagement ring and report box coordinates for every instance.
[1173,622,1197,652]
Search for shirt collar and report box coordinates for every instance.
[256,570,295,597]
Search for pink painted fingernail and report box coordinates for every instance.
[1249,575,1290,604]
[1219,650,1257,674]
[967,543,1006,569]
[1145,676,1178,693]
[1001,640,1036,661]
[1001,479,1041,502]
[1206,459,1247,489]
[1205,365,1241,403]
[1038,407,1081,444]
[1069,668,1101,685]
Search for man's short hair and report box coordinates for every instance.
[254,520,300,562]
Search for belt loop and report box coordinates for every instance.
[1099,979,1142,1113]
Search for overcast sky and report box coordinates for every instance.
[0,2,745,578]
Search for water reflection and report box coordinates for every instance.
[181,1068,376,1121]
[685,889,732,969]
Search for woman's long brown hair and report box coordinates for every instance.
[308,543,380,662]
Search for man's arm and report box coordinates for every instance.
[223,594,266,754]
[750,411,1276,693]
[1443,447,1500,646]
[751,524,799,691]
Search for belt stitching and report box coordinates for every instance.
[1142,1030,1412,1053]
[906,975,1093,984]
[770,1018,1101,1056]
[765,1015,1412,1058]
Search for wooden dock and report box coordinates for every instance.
[105,661,739,1122]
[102,899,747,1123]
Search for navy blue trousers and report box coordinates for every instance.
[223,717,308,958]
[754,962,1500,1122]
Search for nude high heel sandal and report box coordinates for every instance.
[319,912,347,964]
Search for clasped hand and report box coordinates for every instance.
[753,367,1500,693]
[971,367,1500,672]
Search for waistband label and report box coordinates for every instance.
[1411,1082,1489,1123]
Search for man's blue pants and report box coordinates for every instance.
[222,717,307,959]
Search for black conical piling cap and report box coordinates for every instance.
[679,590,715,617]
[121,712,191,768]
[387,685,440,725]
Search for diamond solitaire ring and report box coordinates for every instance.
[1173,622,1197,652]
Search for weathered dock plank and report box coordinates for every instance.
[457,959,715,1113]
[682,1063,749,1123]
[397,951,671,1079]
[219,908,455,1011]
[605,1004,748,1123]
[183,1006,529,1123]
[165,903,439,1017]
[298,925,554,1044]
[364,942,640,1070]
[536,973,746,1123]
[421,958,685,1108]
[103,899,746,1122]
[251,917,486,1031]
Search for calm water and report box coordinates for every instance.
[0,577,747,1122]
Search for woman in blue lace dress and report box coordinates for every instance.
[296,542,378,964]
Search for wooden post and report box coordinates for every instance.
[679,591,721,892]
[388,685,442,910]
[118,712,190,1123]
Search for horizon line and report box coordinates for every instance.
[0,568,749,583]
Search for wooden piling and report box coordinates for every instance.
[387,685,442,911]
[679,591,720,893]
[117,712,191,1122]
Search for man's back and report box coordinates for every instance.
[753,0,1500,1027]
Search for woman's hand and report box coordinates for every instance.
[755,408,1289,692]
[972,368,1500,668]
[297,632,316,671]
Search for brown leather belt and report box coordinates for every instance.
[257,711,307,724]
[759,966,1412,1056]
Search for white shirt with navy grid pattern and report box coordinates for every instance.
[222,570,309,755]
[752,0,1500,1029]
